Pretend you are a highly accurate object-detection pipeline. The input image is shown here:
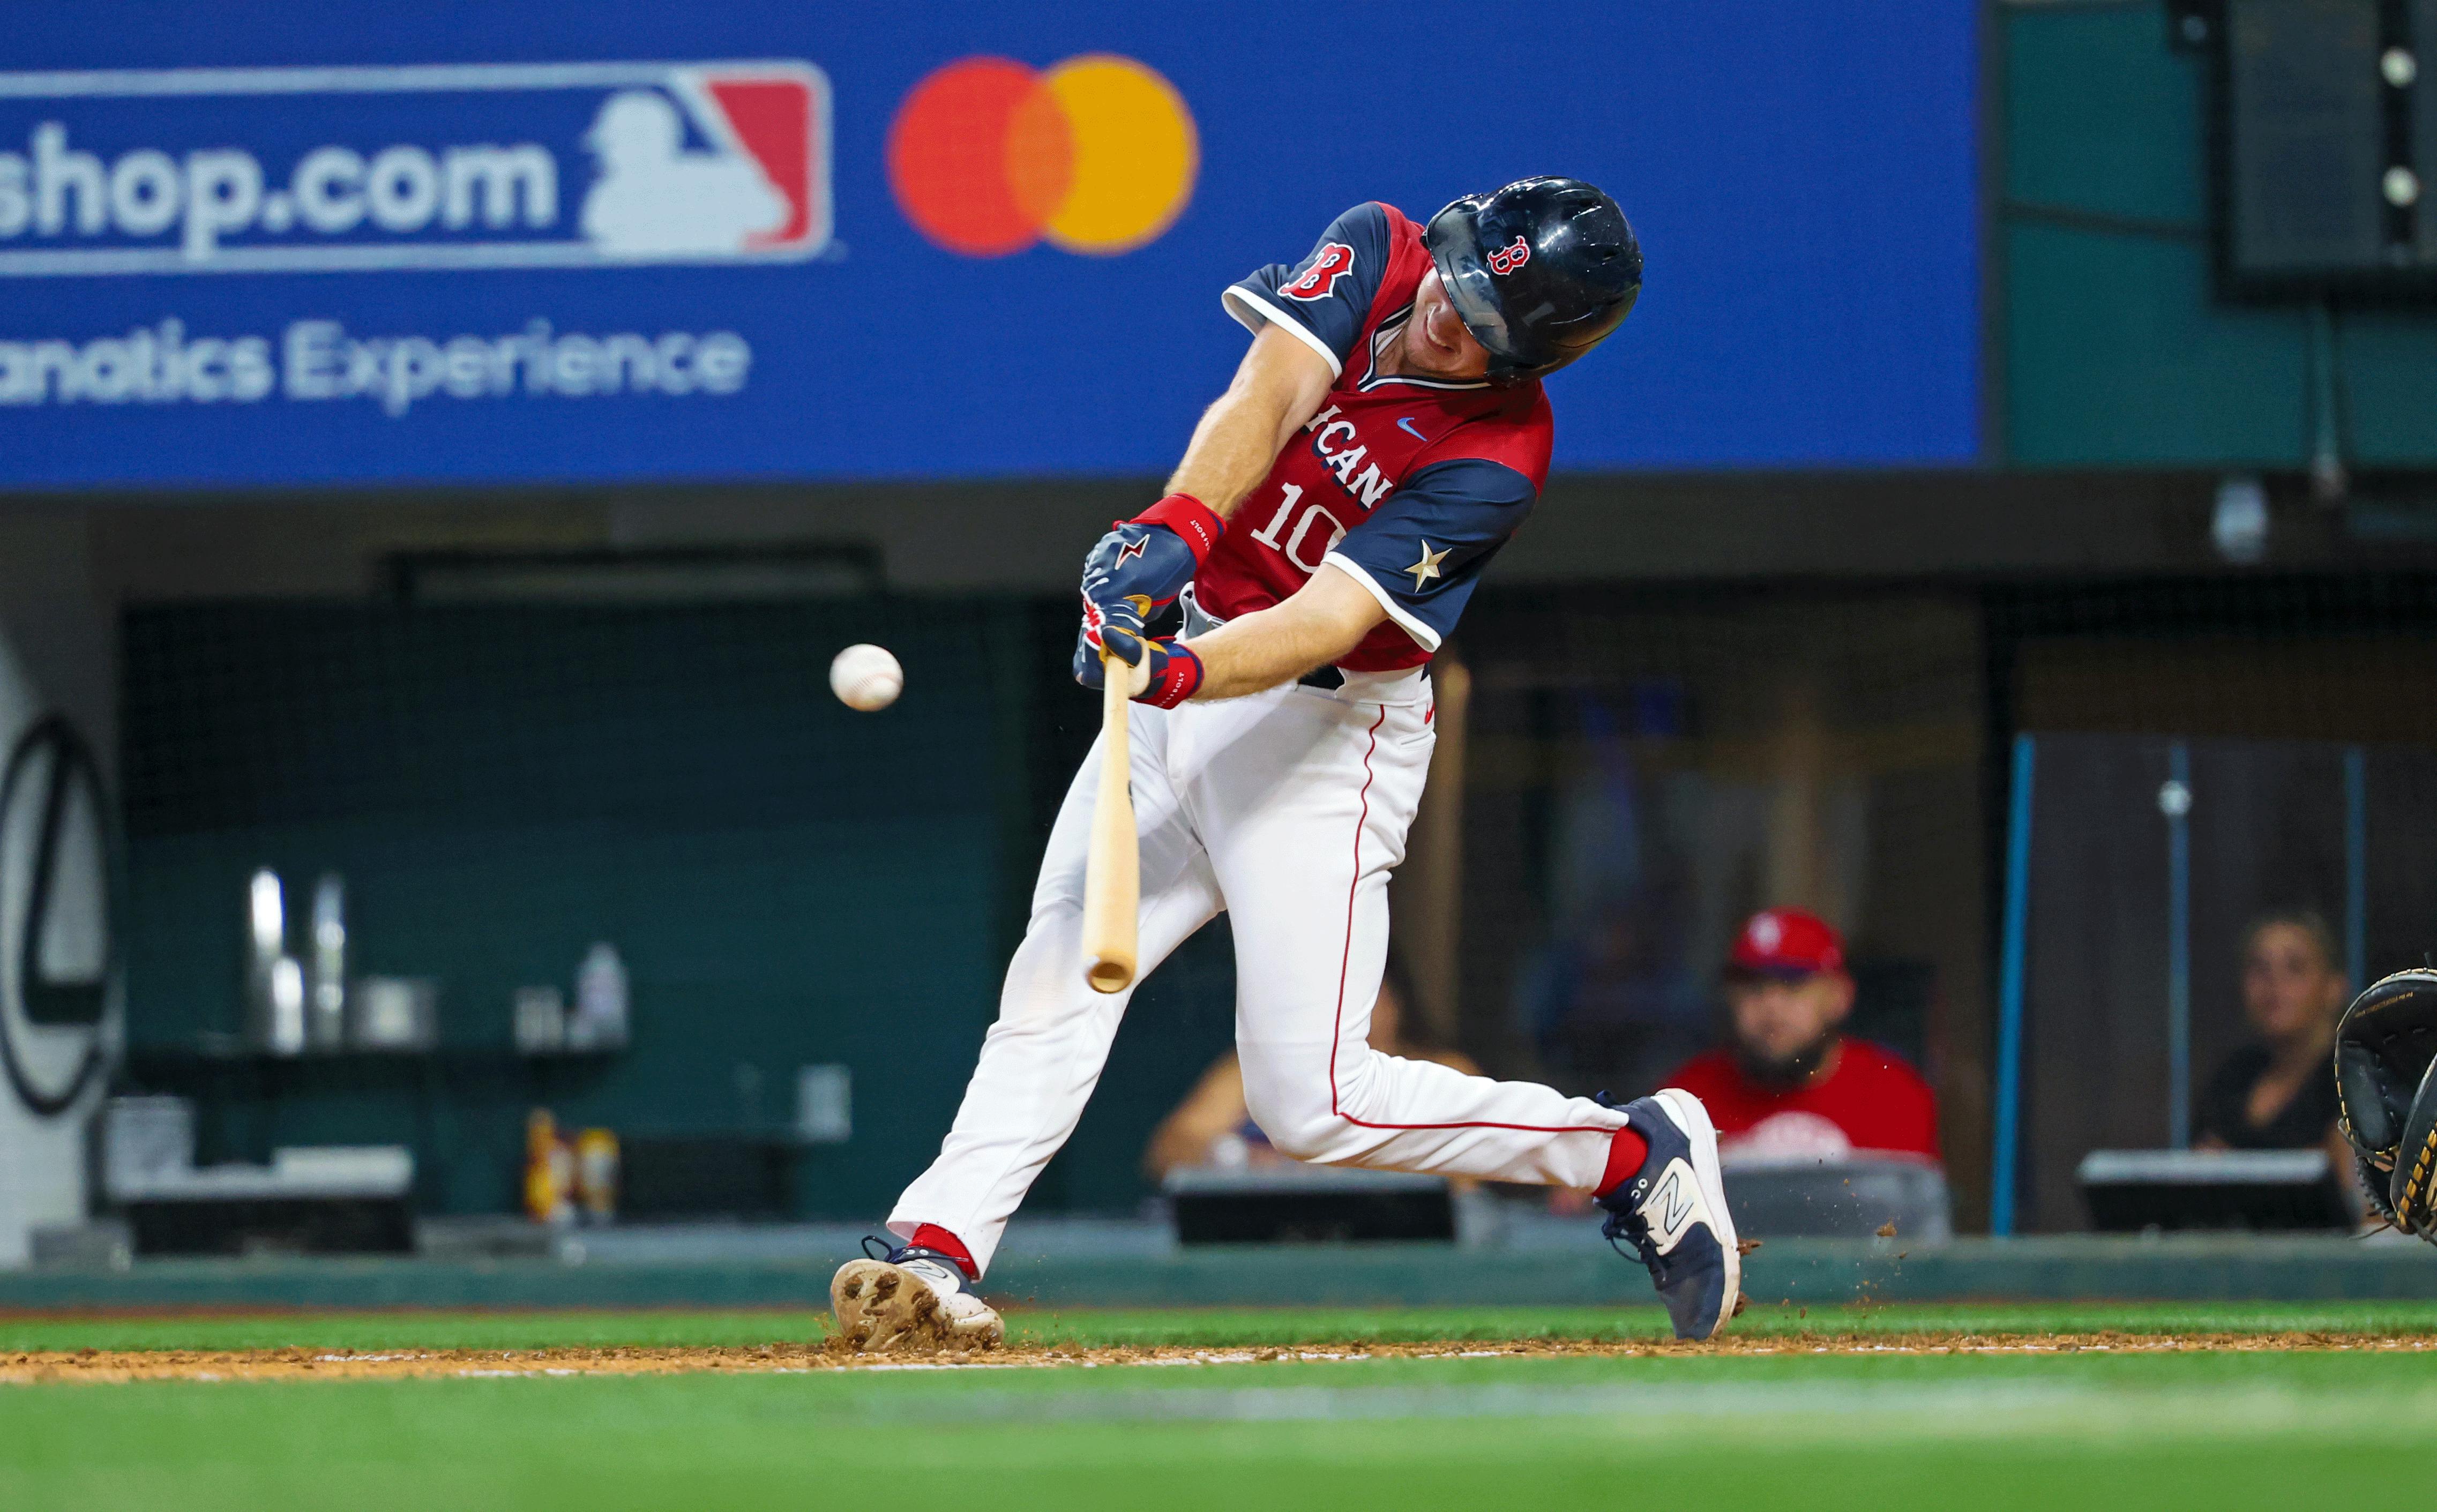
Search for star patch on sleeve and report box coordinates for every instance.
[1405,542,1449,590]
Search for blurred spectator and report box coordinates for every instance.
[2194,910,2348,1153]
[1662,908,1940,1164]
[1145,962,1480,1181]
[1508,692,1708,1102]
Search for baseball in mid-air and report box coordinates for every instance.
[829,643,903,712]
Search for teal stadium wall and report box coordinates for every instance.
[113,598,1238,1219]
[2001,2,2437,468]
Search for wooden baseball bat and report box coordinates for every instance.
[1080,647,1139,993]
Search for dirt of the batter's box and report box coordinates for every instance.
[4,1331,2432,1384]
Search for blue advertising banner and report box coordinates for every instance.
[0,3,1979,490]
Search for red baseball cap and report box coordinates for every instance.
[1726,907,1846,979]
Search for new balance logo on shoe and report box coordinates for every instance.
[1639,1160,1699,1250]
[896,1256,964,1291]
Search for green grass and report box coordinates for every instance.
[3,1305,2433,1510]
[4,1299,2434,1353]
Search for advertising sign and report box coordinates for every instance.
[0,3,1980,489]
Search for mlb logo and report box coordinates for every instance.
[582,66,829,260]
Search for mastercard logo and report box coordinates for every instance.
[888,55,1197,258]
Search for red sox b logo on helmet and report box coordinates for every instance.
[1486,236,1531,276]
[1283,242,1355,300]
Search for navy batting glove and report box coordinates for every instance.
[1082,523,1194,612]
[1074,587,1153,687]
[1079,493,1223,617]
[1075,492,1221,691]
[1077,625,1203,709]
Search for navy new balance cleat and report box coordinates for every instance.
[1595,1089,1741,1340]
[830,1237,1004,1354]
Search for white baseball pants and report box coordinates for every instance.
[888,665,1629,1275]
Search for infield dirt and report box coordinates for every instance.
[7,1330,2433,1383]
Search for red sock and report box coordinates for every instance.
[908,1223,978,1281]
[1593,1128,1651,1199]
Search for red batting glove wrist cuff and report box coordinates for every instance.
[1138,642,1203,709]
[1131,493,1224,570]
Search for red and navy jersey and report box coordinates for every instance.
[1664,1041,1942,1164]
[1202,203,1554,673]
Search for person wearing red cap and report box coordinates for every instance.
[1662,909,1940,1164]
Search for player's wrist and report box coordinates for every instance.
[1130,493,1224,571]
[1135,640,1202,709]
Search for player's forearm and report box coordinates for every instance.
[1182,564,1386,699]
[1164,391,1291,519]
[1164,326,1334,517]
[1185,611,1350,699]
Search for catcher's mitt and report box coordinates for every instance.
[2334,968,2437,1237]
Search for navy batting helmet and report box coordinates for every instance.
[1424,177,1641,383]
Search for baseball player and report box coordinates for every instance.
[832,178,1739,1350]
